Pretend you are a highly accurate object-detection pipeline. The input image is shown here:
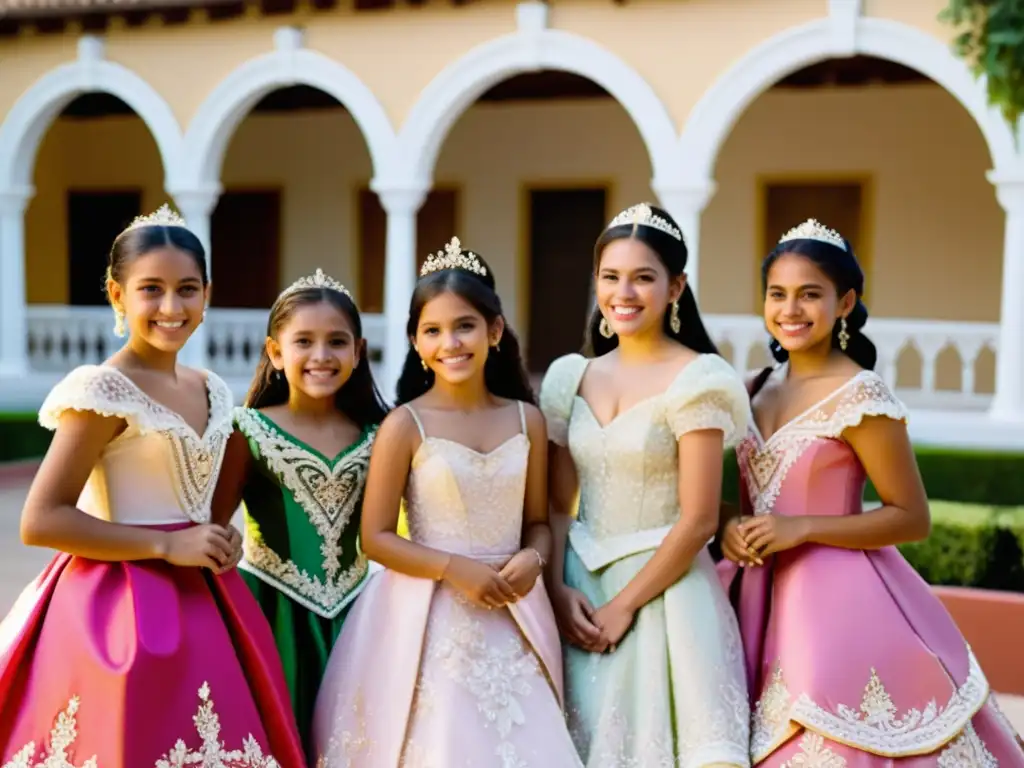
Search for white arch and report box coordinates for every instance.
[676,16,1020,184]
[391,9,678,188]
[179,28,395,190]
[0,37,183,191]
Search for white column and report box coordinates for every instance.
[651,180,716,302]
[989,173,1024,422]
[171,186,221,370]
[375,185,427,401]
[0,187,33,379]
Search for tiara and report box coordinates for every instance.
[778,219,847,251]
[420,237,487,278]
[280,268,351,298]
[123,204,188,233]
[607,203,682,241]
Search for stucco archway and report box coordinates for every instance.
[178,26,396,191]
[675,14,1020,185]
[0,36,183,192]
[389,2,678,190]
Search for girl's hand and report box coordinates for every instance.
[551,585,606,652]
[591,599,635,652]
[162,524,237,570]
[721,515,763,567]
[210,525,244,575]
[442,555,518,609]
[499,549,543,598]
[738,515,809,558]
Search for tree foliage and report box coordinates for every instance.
[941,0,1024,134]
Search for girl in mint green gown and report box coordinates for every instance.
[212,269,389,752]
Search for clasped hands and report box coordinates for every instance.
[719,514,809,567]
[441,548,543,610]
[551,586,635,654]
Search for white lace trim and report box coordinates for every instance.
[752,647,990,760]
[739,371,907,517]
[37,365,233,524]
[661,355,751,448]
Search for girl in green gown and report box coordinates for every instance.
[212,269,389,751]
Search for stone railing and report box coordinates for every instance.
[25,305,387,380]
[704,315,999,410]
[24,307,999,410]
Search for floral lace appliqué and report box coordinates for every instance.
[780,733,846,768]
[400,596,540,768]
[752,649,989,760]
[156,682,279,768]
[740,371,907,517]
[936,722,997,767]
[2,697,98,768]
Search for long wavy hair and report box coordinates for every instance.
[762,236,877,371]
[583,203,718,357]
[246,287,390,427]
[395,255,535,406]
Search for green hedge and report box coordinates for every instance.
[899,502,1024,592]
[720,447,1024,507]
[0,414,51,463]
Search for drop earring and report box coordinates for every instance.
[599,317,613,338]
[113,307,126,338]
[838,317,850,351]
[669,300,681,334]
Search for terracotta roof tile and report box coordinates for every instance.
[0,0,232,19]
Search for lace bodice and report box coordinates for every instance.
[738,368,908,518]
[403,403,529,560]
[540,353,750,543]
[38,365,234,526]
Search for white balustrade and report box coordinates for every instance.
[704,315,1000,410]
[25,306,388,383]
[22,307,999,411]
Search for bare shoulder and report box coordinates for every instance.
[521,401,546,433]
[377,404,420,444]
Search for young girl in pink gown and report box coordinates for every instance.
[0,206,305,767]
[311,238,582,767]
[718,219,1024,765]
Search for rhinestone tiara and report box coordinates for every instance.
[778,218,847,251]
[123,203,188,233]
[279,268,351,299]
[420,237,487,278]
[607,202,682,241]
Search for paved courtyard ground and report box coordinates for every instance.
[0,472,1022,736]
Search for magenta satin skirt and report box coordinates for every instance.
[0,528,306,767]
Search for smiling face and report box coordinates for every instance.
[413,289,502,387]
[595,237,683,340]
[267,299,360,403]
[107,245,208,353]
[764,251,855,357]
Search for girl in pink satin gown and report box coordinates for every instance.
[311,239,582,767]
[0,206,305,767]
[718,218,1024,766]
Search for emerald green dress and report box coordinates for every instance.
[233,407,376,743]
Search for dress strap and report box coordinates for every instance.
[403,404,426,439]
[517,400,527,435]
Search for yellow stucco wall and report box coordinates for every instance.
[25,82,1002,331]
